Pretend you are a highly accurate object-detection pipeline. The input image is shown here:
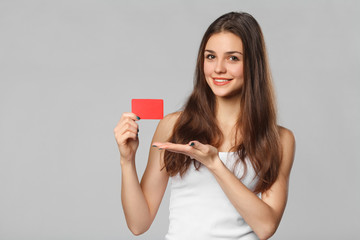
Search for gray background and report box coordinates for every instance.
[0,0,359,239]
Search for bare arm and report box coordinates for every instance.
[114,112,179,235]
[210,128,295,239]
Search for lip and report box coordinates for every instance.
[212,77,232,86]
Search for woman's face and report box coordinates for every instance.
[203,32,244,99]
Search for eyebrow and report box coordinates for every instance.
[205,49,243,55]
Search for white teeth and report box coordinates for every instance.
[214,79,230,82]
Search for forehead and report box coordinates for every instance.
[205,32,243,52]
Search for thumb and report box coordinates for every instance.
[188,140,205,151]
[189,140,218,156]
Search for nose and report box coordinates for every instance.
[214,59,226,74]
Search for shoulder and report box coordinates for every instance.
[162,111,182,125]
[278,126,295,148]
[277,126,296,173]
[158,111,182,132]
[153,111,182,142]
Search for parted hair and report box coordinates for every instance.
[164,12,281,194]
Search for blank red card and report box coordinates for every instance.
[131,99,164,119]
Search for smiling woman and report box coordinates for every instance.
[114,11,295,240]
[204,32,244,97]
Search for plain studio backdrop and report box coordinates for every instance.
[0,0,359,239]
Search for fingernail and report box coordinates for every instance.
[136,133,138,137]
[152,145,157,147]
[159,148,163,150]
[136,116,141,120]
[189,142,195,146]
[137,128,139,133]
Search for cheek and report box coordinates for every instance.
[229,64,244,78]
[203,61,213,77]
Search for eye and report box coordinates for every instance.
[205,54,216,60]
[229,56,239,61]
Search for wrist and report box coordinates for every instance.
[207,155,223,172]
[120,155,135,167]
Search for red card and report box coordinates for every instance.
[131,99,164,119]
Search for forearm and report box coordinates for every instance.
[209,160,279,240]
[121,158,151,235]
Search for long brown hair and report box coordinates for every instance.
[164,12,281,194]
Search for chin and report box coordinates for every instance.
[213,87,242,97]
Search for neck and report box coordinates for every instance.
[215,95,241,127]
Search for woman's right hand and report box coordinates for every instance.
[114,113,140,164]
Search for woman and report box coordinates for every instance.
[114,12,295,240]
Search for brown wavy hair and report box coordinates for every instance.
[164,12,281,194]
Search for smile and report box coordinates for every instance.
[213,78,232,86]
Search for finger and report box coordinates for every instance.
[121,112,141,121]
[152,142,173,148]
[114,113,139,132]
[116,128,138,142]
[153,142,194,156]
[116,121,138,137]
[120,130,138,143]
[116,116,139,131]
[121,126,138,138]
[188,140,205,151]
[189,140,217,157]
[152,142,172,150]
[115,121,138,141]
[121,120,138,133]
[188,140,214,157]
[152,141,165,147]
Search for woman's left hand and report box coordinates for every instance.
[152,141,220,169]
